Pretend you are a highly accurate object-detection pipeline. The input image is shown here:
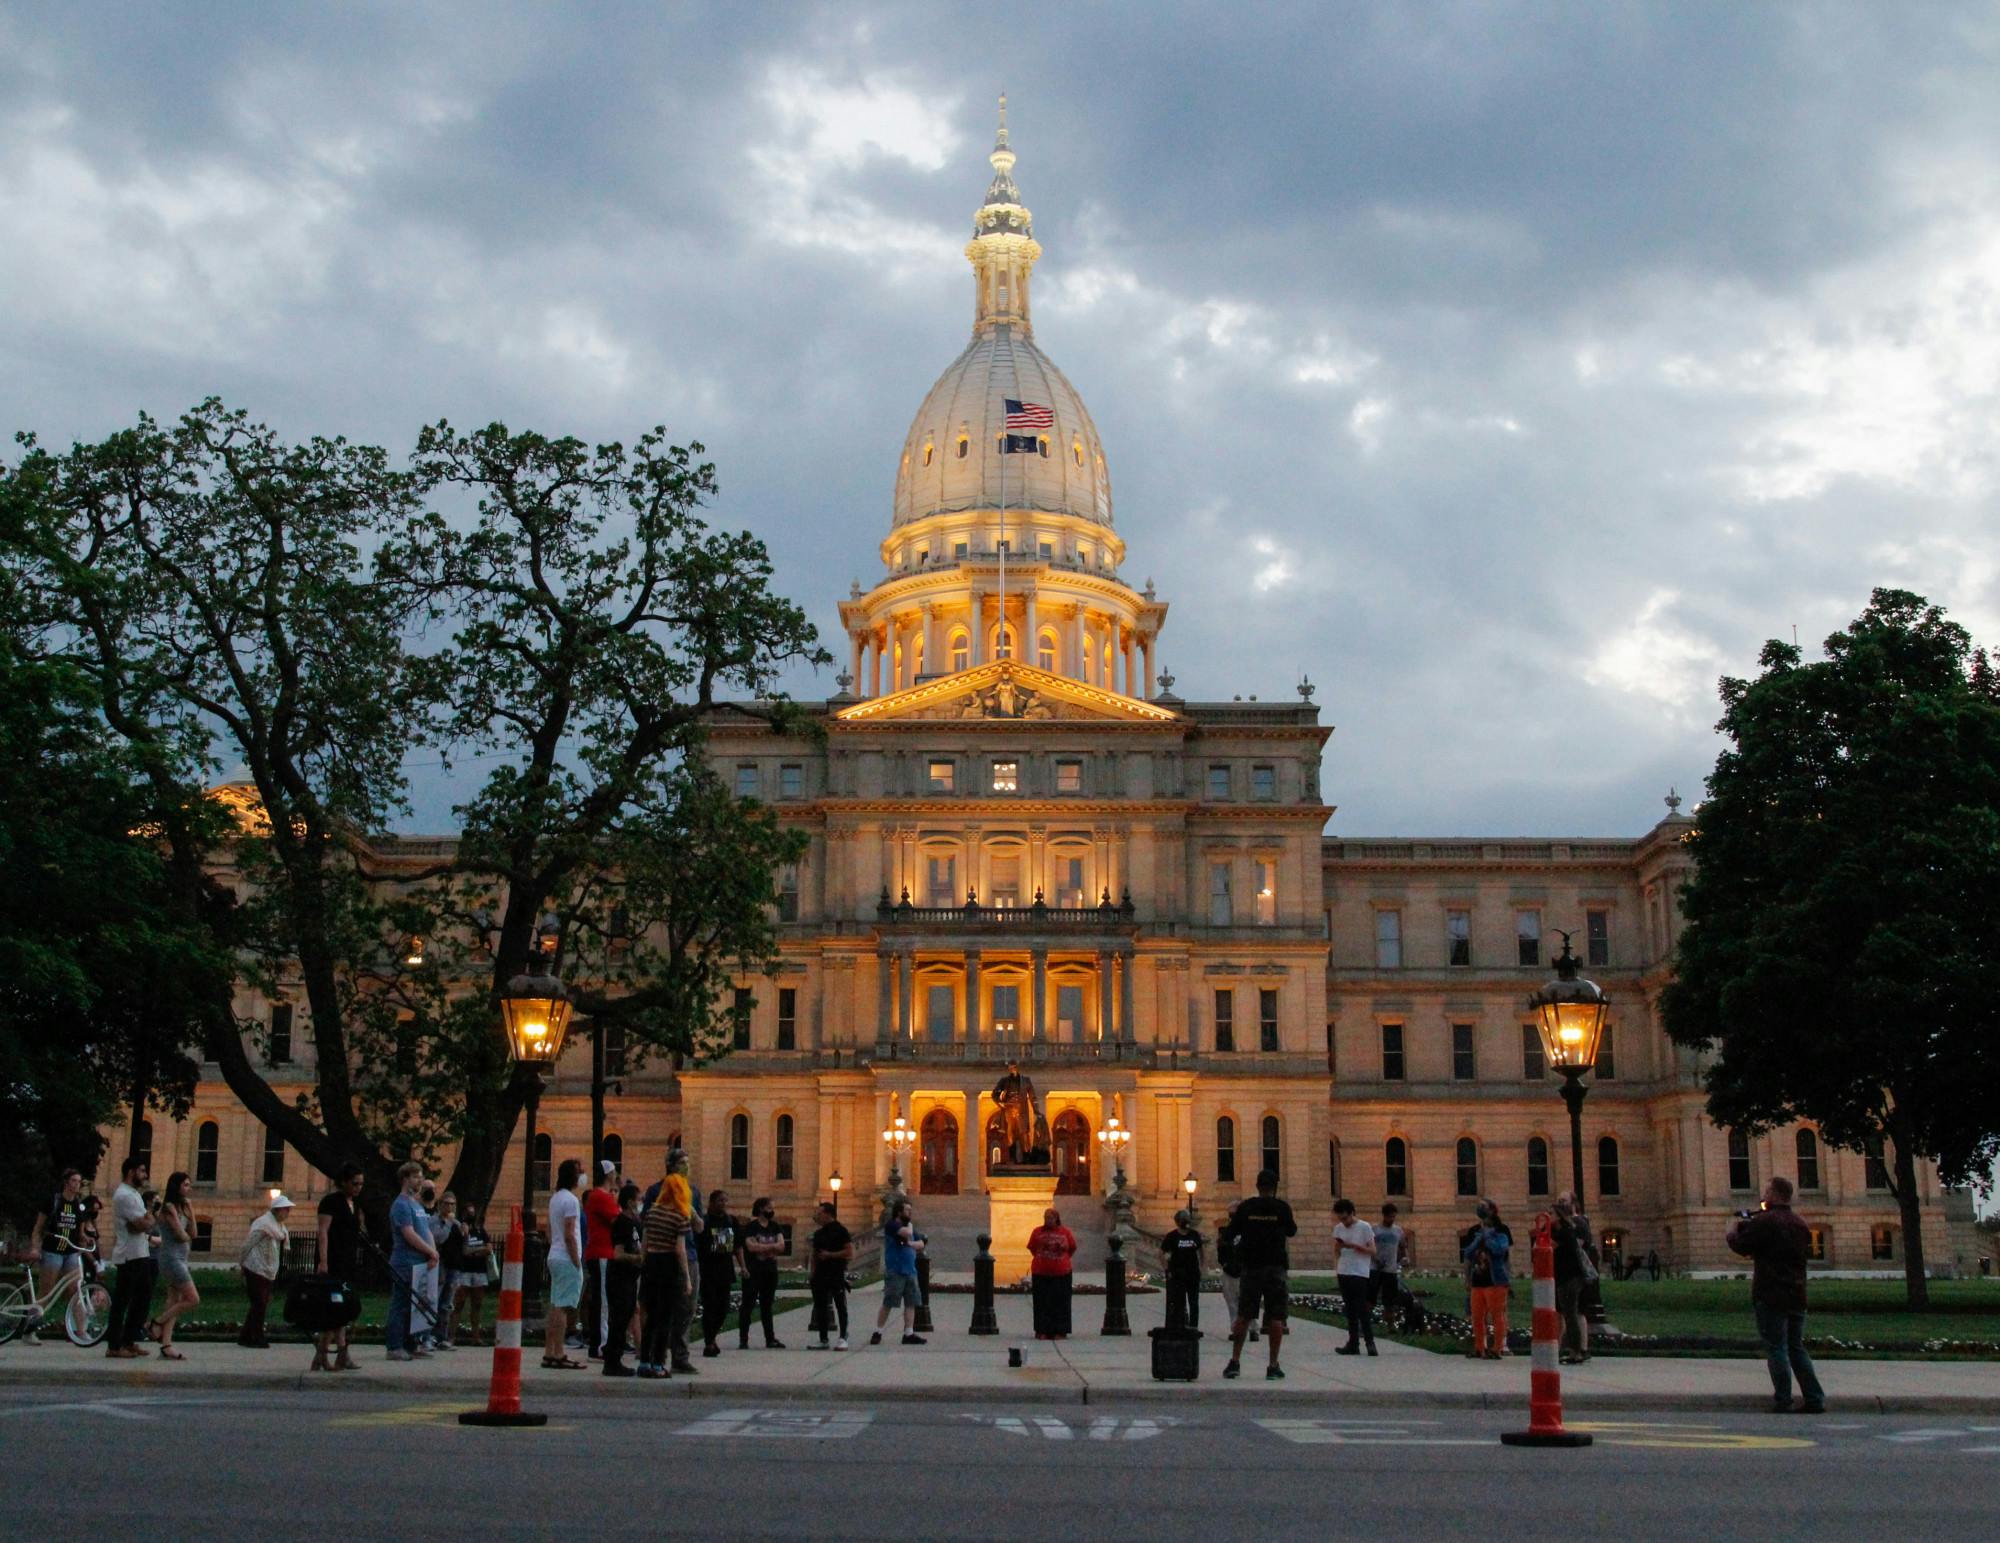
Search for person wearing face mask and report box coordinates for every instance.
[737,1197,787,1350]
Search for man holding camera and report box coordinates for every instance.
[1727,1176,1826,1415]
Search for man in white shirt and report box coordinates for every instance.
[1371,1202,1415,1333]
[1331,1197,1378,1356]
[105,1156,156,1359]
[543,1159,586,1370]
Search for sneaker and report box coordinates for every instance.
[835,1337,849,1351]
[671,1361,699,1376]
[1798,1403,1826,1415]
[1248,1328,1260,1342]
[702,1344,721,1359]
[811,1340,830,1351]
[1366,1345,1379,1357]
[901,1334,927,1346]
[410,1346,432,1358]
[869,1331,883,1346]
[387,1350,413,1362]
[1335,1345,1360,1356]
[1223,1360,1241,1379]
[433,1341,457,1352]
[1266,1365,1286,1380]
[766,1339,786,1349]
[603,1364,636,1378]
[637,1365,662,1379]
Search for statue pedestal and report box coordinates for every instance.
[985,1172,1058,1284]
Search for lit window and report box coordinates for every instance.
[777,988,797,1050]
[1259,989,1279,1052]
[1447,909,1471,967]
[1252,765,1276,800]
[1375,909,1402,969]
[268,1003,293,1064]
[1380,1022,1405,1081]
[1038,437,1049,458]
[1522,1024,1546,1081]
[1073,440,1084,467]
[1727,1128,1753,1191]
[1586,909,1610,967]
[1254,859,1276,925]
[1455,1137,1480,1197]
[1055,760,1082,794]
[991,984,1019,1036]
[1452,1022,1476,1081]
[1795,1129,1821,1191]
[989,855,1021,907]
[779,764,803,798]
[730,1113,750,1181]
[1527,1136,1551,1196]
[991,760,1019,793]
[1206,765,1230,800]
[995,626,1014,660]
[735,764,757,798]
[1208,863,1232,926]
[1037,631,1058,671]
[1807,1227,1826,1261]
[926,855,956,906]
[1515,909,1541,966]
[949,632,970,671]
[1214,990,1235,1052]
[923,442,934,467]
[1216,1117,1236,1182]
[1597,1136,1621,1196]
[1385,1136,1409,1196]
[1054,854,1085,907]
[956,436,968,459]
[928,760,955,793]
[1870,1224,1895,1261]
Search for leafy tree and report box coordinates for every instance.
[1662,589,2000,1306]
[1,403,824,1221]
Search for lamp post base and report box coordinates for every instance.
[458,1411,549,1428]
[1501,1430,1593,1448]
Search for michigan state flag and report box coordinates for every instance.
[1001,434,1039,453]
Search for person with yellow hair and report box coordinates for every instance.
[637,1153,697,1378]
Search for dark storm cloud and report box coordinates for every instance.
[3,0,1997,836]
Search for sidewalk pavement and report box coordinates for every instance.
[4,1288,1995,1413]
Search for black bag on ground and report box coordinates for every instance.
[1149,1325,1201,1382]
[284,1274,362,1333]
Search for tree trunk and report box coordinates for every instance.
[1892,1137,1930,1309]
[126,1057,150,1166]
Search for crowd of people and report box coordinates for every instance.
[15,1152,1831,1413]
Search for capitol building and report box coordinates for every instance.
[123,109,1952,1276]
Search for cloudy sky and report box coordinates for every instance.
[4,2,1997,836]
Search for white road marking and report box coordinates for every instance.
[1876,1428,1968,1443]
[681,1407,873,1439]
[1259,1418,1487,1447]
[958,1414,1184,1442]
[0,1396,208,1423]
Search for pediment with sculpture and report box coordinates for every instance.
[833,660,1179,725]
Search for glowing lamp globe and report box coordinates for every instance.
[1529,935,1609,1074]
[500,957,574,1069]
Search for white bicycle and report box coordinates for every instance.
[0,1260,114,1347]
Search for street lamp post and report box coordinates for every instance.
[1528,931,1610,1320]
[882,1115,916,1191]
[1096,1116,1131,1184]
[500,926,575,1309]
[1182,1171,1199,1224]
[829,1170,844,1217]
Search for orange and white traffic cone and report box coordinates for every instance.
[1500,1213,1591,1449]
[459,1205,547,1428]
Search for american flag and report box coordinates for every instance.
[1004,398,1054,432]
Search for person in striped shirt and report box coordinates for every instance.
[637,1156,698,1378]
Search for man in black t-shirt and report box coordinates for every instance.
[738,1198,787,1350]
[1162,1211,1205,1330]
[1221,1170,1297,1381]
[603,1184,643,1376]
[808,1203,853,1350]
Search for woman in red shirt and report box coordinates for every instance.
[1027,1207,1078,1341]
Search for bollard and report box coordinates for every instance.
[1101,1234,1132,1336]
[459,1206,548,1428]
[1500,1214,1591,1449]
[969,1233,999,1335]
[914,1250,935,1335]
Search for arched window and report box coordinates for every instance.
[922,441,934,466]
[1527,1136,1551,1197]
[775,1114,795,1182]
[1794,1129,1821,1191]
[956,435,968,459]
[1597,1135,1621,1197]
[601,1133,623,1174]
[1328,1137,1341,1198]
[532,1133,552,1194]
[993,624,1015,661]
[949,630,970,673]
[1073,439,1085,467]
[1260,1115,1281,1178]
[1216,1116,1236,1183]
[1037,629,1058,672]
[194,1120,219,1185]
[920,1108,958,1195]
[261,1125,286,1185]
[1727,1128,1753,1191]
[729,1112,750,1182]
[1385,1136,1409,1196]
[1455,1136,1480,1197]
[1037,436,1049,458]
[1081,631,1097,684]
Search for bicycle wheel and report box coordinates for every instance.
[0,1280,38,1344]
[66,1277,112,1346]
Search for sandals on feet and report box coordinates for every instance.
[541,1356,587,1370]
[159,1348,187,1360]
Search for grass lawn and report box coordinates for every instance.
[1288,1273,2000,1357]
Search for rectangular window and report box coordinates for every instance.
[1217,1122,1236,1184]
[1259,989,1279,1053]
[1381,1022,1406,1081]
[1055,856,1086,908]
[735,764,758,798]
[1214,990,1235,1053]
[776,1119,795,1181]
[1870,1224,1895,1261]
[776,866,799,921]
[192,1220,213,1255]
[1452,1022,1476,1081]
[1206,765,1230,800]
[776,988,797,1051]
[1055,759,1082,793]
[1038,541,1053,559]
[1446,909,1471,967]
[603,1020,627,1077]
[732,986,752,1050]
[927,759,955,793]
[1515,909,1541,966]
[991,984,1021,1037]
[1254,859,1277,925]
[1522,1023,1546,1081]
[1586,908,1610,967]
[1864,1137,1890,1191]
[1208,863,1233,926]
[1728,1131,1753,1192]
[261,1127,285,1185]
[1261,1117,1282,1177]
[926,855,956,906]
[1251,765,1277,801]
[953,540,968,559]
[991,760,1019,793]
[1056,985,1083,1041]
[988,855,1021,908]
[1527,1140,1551,1197]
[1807,1228,1826,1262]
[1325,1022,1337,1075]
[1374,909,1402,969]
[779,763,803,798]
[1594,1023,1616,1080]
[926,984,955,1042]
[268,1003,294,1064]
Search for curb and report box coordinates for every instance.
[2,1366,1996,1415]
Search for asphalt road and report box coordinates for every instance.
[6,1388,1996,1539]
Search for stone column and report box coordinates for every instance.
[851,631,865,695]
[965,949,982,1044]
[1098,950,1115,1043]
[1025,593,1039,667]
[1068,608,1084,681]
[921,603,937,679]
[1141,634,1155,698]
[962,1088,983,1196]
[1032,947,1048,1043]
[1124,629,1138,698]
[970,590,986,664]
[871,629,884,698]
[876,948,892,1045]
[898,951,914,1041]
[1120,949,1137,1044]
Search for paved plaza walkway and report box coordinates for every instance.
[3,1287,1994,1412]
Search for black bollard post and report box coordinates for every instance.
[915,1250,936,1335]
[969,1233,999,1335]
[1102,1234,1132,1336]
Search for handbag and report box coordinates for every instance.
[1467,1247,1494,1288]
[485,1250,502,1287]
